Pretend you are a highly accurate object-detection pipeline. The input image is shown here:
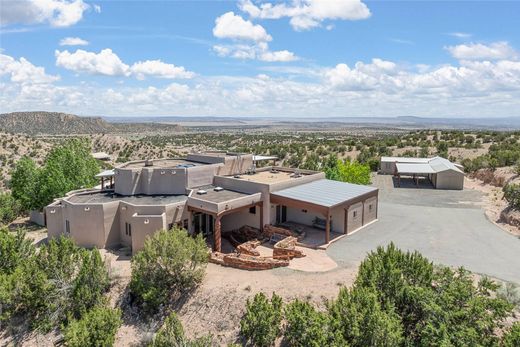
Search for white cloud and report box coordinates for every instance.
[259,50,297,62]
[54,48,195,79]
[55,49,130,76]
[93,4,101,13]
[239,0,371,31]
[212,12,297,62]
[0,53,59,84]
[213,11,272,42]
[130,60,195,80]
[445,41,518,60]
[0,0,90,27]
[59,36,89,46]
[213,42,298,62]
[448,32,472,39]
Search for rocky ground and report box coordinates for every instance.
[466,167,520,237]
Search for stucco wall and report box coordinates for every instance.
[286,207,317,227]
[46,204,64,239]
[103,201,120,248]
[221,207,261,232]
[435,170,464,190]
[186,165,218,188]
[141,168,187,195]
[63,202,106,248]
[131,213,166,254]
[330,207,345,234]
[114,169,141,195]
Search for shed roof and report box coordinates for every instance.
[271,179,377,208]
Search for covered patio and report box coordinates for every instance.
[187,185,263,252]
[270,179,379,245]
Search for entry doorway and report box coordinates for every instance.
[192,212,214,238]
[276,205,287,224]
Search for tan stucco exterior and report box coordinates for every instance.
[45,152,379,254]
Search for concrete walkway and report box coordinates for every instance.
[327,176,520,284]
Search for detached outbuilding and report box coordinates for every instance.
[380,156,465,190]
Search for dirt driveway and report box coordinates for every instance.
[327,175,520,284]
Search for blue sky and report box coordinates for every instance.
[1,0,520,117]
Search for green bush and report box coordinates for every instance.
[64,306,121,347]
[0,234,110,331]
[502,322,520,347]
[240,292,283,347]
[503,183,520,210]
[130,228,208,312]
[149,312,212,347]
[328,286,403,346]
[284,299,335,347]
[0,193,21,225]
[325,159,371,185]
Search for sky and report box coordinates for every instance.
[1,0,520,118]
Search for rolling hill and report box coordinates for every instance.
[0,112,183,135]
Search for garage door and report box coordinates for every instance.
[346,202,363,234]
[363,197,377,225]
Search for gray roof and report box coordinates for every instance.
[396,163,435,174]
[190,185,251,203]
[68,192,187,205]
[271,179,377,208]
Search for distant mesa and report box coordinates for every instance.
[0,111,184,135]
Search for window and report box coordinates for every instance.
[249,206,256,214]
[353,211,357,218]
[302,209,307,213]
[65,220,70,234]
[183,219,189,230]
[369,204,373,211]
[125,222,132,237]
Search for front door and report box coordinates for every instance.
[276,205,287,224]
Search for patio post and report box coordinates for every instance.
[214,215,222,252]
[258,203,264,232]
[325,212,331,244]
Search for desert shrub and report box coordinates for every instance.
[149,311,212,347]
[284,299,336,347]
[502,322,520,347]
[1,235,110,331]
[503,183,520,210]
[328,286,403,346]
[64,306,121,347]
[498,282,520,308]
[240,292,283,347]
[130,228,208,312]
[0,227,35,274]
[0,193,21,225]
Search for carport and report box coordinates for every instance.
[270,179,379,244]
[395,163,435,187]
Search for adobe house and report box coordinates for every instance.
[45,152,379,254]
[380,156,465,190]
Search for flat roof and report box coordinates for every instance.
[271,179,377,208]
[95,169,115,178]
[121,158,204,169]
[190,185,251,203]
[253,155,278,161]
[396,163,435,174]
[67,192,187,205]
[230,169,313,184]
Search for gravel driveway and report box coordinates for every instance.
[327,175,520,284]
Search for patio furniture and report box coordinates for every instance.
[312,217,332,230]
